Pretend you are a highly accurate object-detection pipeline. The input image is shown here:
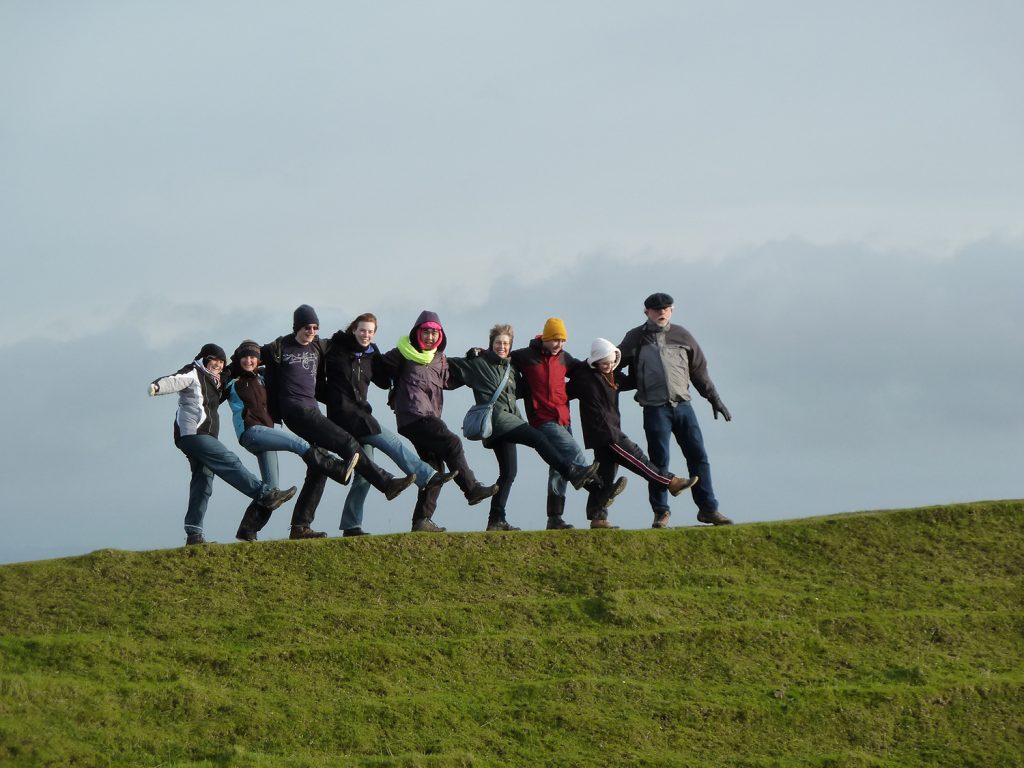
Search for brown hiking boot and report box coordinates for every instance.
[289,525,327,539]
[486,519,521,532]
[668,475,698,497]
[696,510,733,526]
[590,519,620,529]
[466,483,499,506]
[411,517,447,533]
[601,477,628,510]
[185,533,207,546]
[425,470,459,490]
[566,461,601,490]
[260,486,298,511]
[342,527,370,537]
[383,474,417,501]
[652,510,671,529]
[546,516,574,530]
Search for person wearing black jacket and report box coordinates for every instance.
[312,313,456,536]
[260,304,416,539]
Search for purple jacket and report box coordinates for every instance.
[379,310,462,428]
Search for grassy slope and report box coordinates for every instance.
[0,500,1022,768]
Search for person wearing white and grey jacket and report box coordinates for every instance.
[149,343,296,546]
[618,293,733,527]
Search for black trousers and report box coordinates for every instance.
[588,436,671,519]
[488,423,576,519]
[283,406,394,527]
[398,416,479,521]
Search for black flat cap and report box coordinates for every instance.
[644,292,674,310]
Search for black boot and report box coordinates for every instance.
[545,494,573,530]
[304,446,358,486]
[236,501,272,542]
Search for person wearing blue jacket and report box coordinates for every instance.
[222,339,352,541]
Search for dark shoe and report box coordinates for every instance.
[237,500,271,540]
[590,519,620,529]
[652,510,671,529]
[342,527,370,537]
[601,477,628,510]
[289,525,327,539]
[668,474,698,497]
[466,483,499,506]
[566,461,601,490]
[411,517,447,533]
[697,510,733,526]
[486,519,521,532]
[305,446,358,486]
[185,533,207,546]
[260,486,298,511]
[383,474,417,501]
[425,470,459,490]
[546,515,574,530]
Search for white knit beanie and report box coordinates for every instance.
[587,338,620,368]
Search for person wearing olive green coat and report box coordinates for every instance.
[449,324,600,531]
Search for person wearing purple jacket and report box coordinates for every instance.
[379,310,499,532]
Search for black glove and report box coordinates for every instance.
[710,396,731,422]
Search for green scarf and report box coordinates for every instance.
[397,335,435,365]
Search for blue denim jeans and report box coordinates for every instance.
[536,422,588,498]
[176,434,272,535]
[340,426,437,530]
[238,424,311,490]
[643,401,717,514]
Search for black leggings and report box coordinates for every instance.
[488,423,576,518]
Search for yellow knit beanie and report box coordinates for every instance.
[541,317,568,341]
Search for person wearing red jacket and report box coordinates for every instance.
[510,317,621,530]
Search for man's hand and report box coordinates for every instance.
[710,396,731,422]
[149,383,159,396]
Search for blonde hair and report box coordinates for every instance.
[488,323,514,347]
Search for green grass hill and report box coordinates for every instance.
[1,500,1022,767]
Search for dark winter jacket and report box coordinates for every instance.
[509,336,582,428]
[223,369,274,438]
[150,360,223,441]
[448,349,524,444]
[379,311,462,428]
[566,364,628,449]
[322,330,391,438]
[618,322,719,406]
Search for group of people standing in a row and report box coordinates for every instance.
[149,292,733,546]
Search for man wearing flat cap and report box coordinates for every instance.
[618,292,733,527]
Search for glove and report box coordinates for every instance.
[148,383,159,396]
[710,396,731,422]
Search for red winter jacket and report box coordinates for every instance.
[509,336,582,428]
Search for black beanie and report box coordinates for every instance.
[197,343,227,363]
[232,339,262,362]
[293,304,320,331]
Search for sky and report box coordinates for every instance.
[2,1,1021,564]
